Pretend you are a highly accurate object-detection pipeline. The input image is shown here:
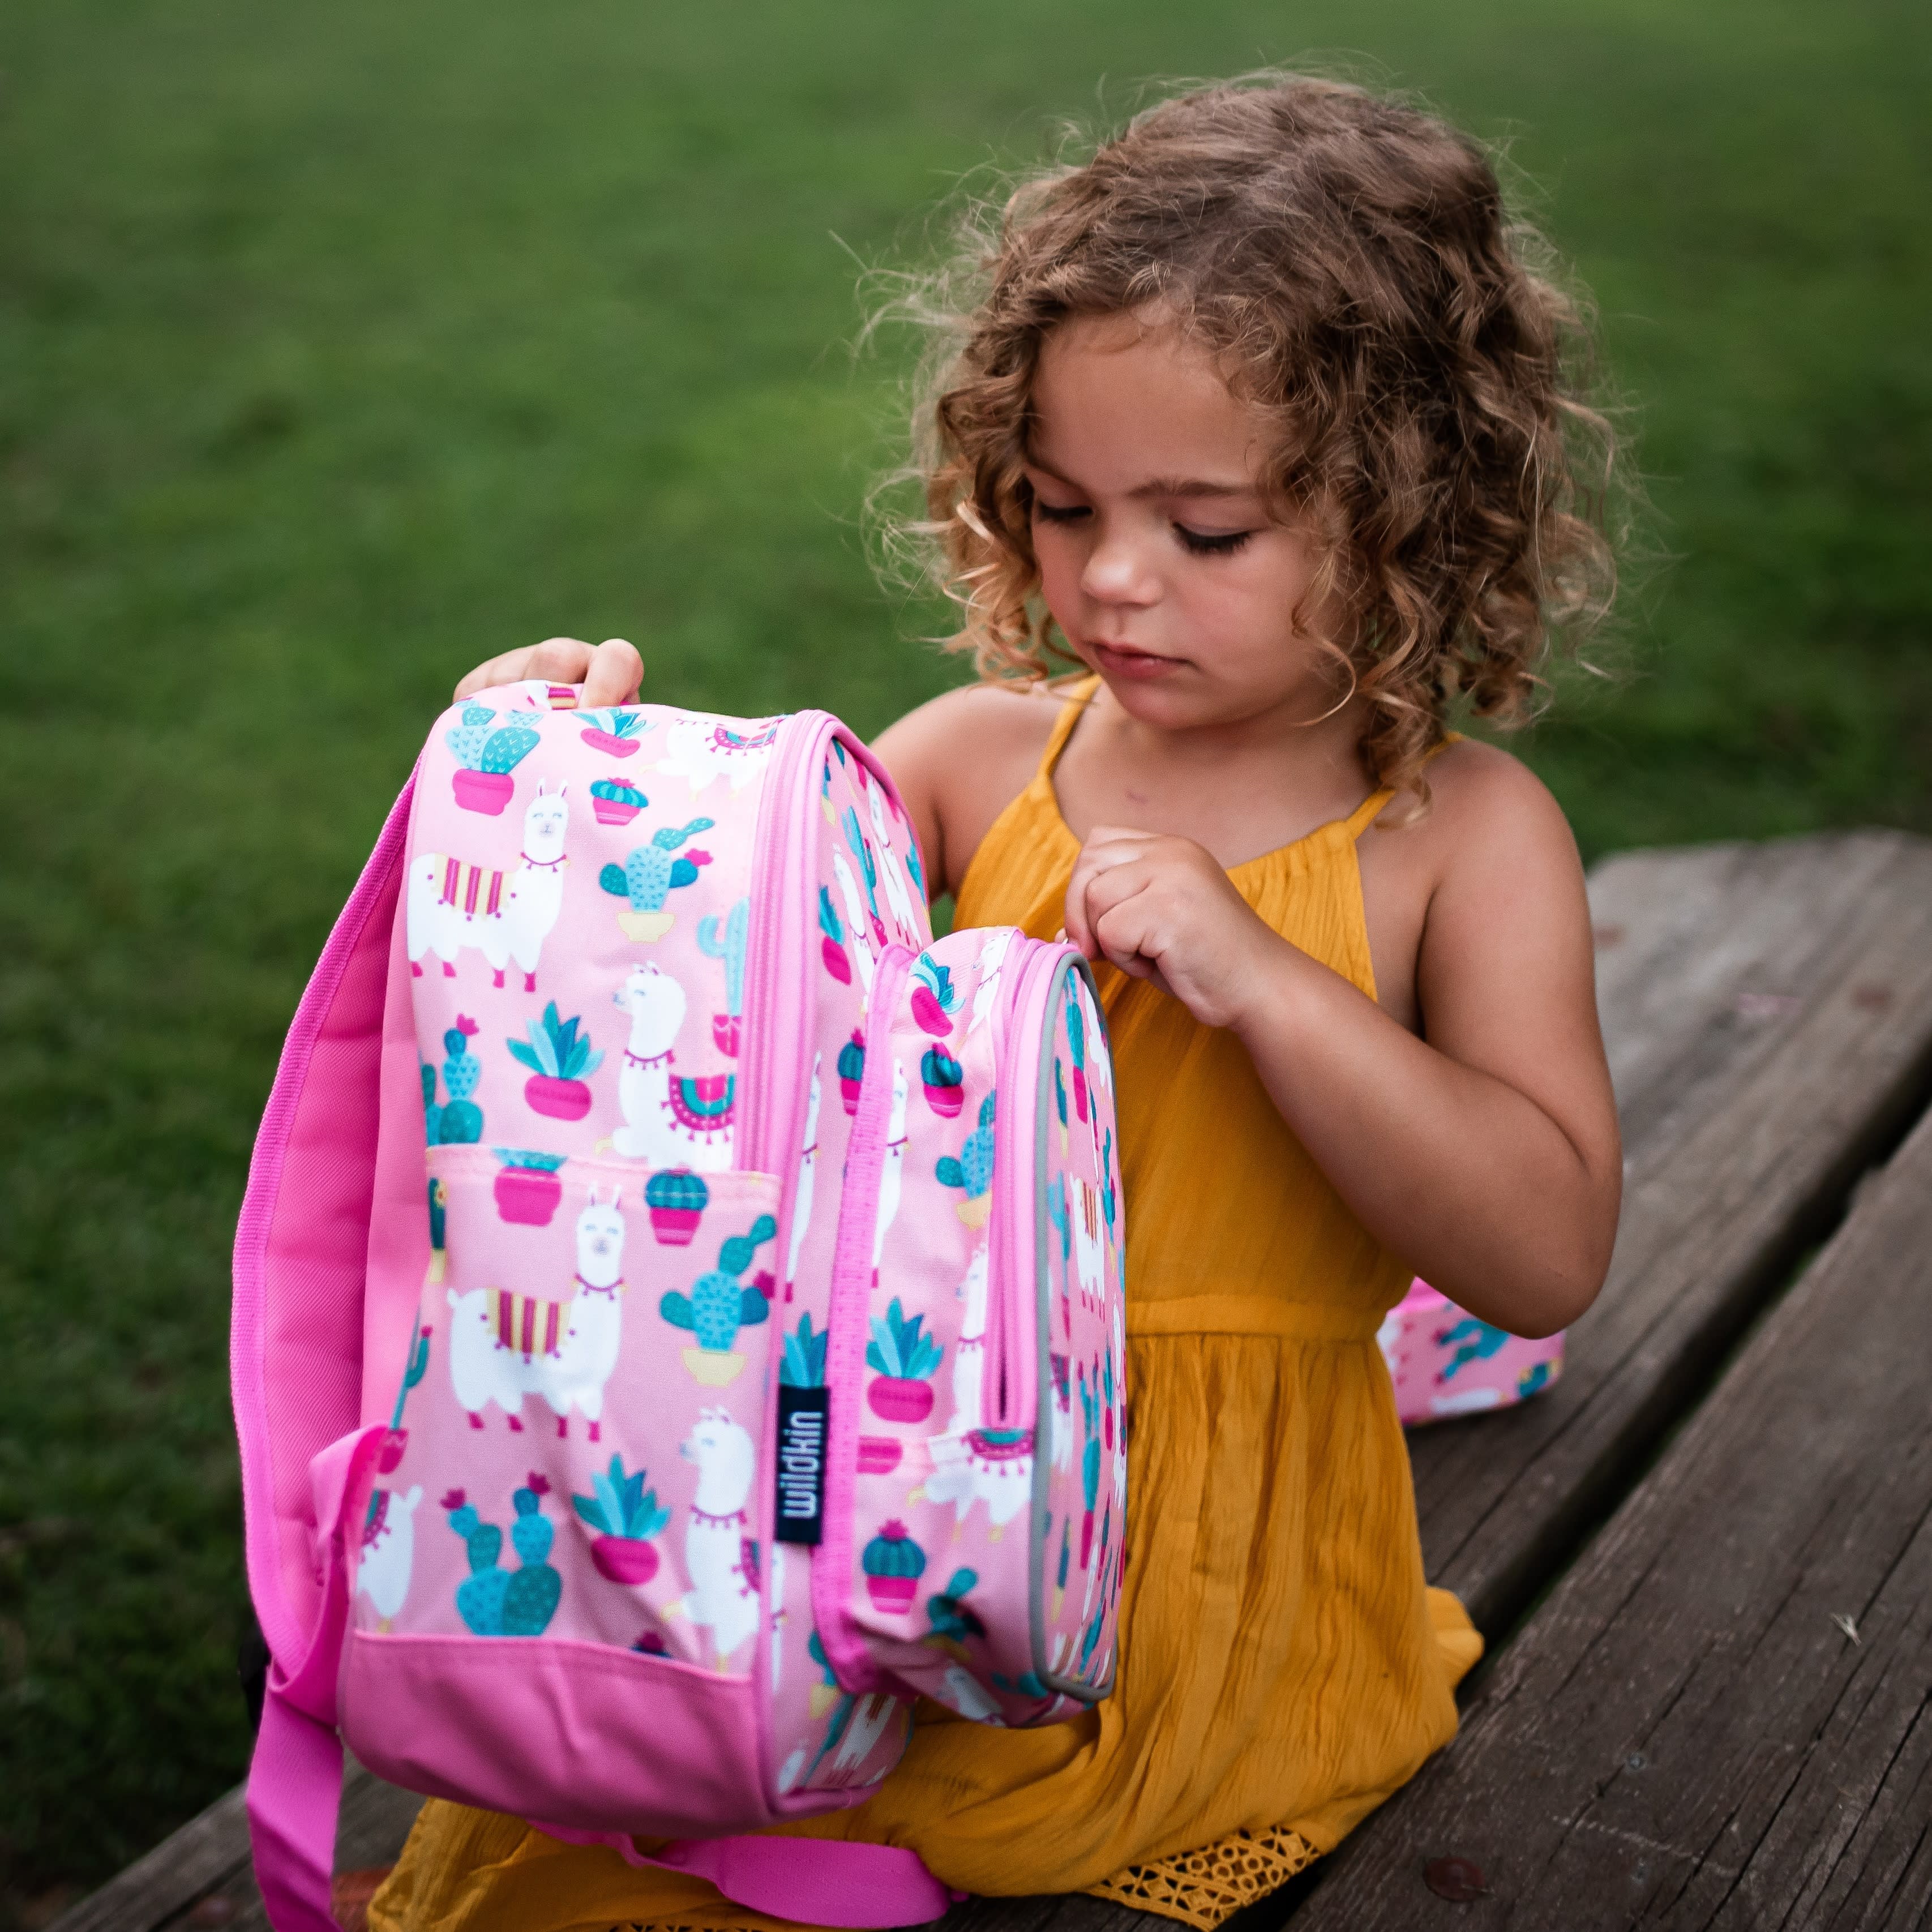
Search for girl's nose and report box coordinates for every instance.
[1079,527,1159,608]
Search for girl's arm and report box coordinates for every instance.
[1063,744,1621,1338]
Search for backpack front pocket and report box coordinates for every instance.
[353,1149,781,1673]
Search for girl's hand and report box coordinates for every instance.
[454,637,642,709]
[1064,827,1282,1029]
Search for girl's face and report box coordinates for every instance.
[1023,313,1351,734]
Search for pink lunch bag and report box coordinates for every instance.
[232,684,1127,1931]
[1377,1278,1563,1425]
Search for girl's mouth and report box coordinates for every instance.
[1089,639,1182,683]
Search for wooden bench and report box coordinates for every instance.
[52,832,1932,1932]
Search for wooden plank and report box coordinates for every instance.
[1411,832,1932,1638]
[1293,1088,1932,1929]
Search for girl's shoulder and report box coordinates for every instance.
[872,678,1073,897]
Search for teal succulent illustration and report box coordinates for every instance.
[781,1312,829,1387]
[599,820,716,914]
[443,1476,561,1637]
[867,1299,943,1381]
[388,1326,431,1431]
[841,805,880,922]
[698,898,749,1021]
[660,1214,778,1355]
[572,1455,671,1543]
[508,1003,603,1081]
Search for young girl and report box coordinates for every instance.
[370,72,1622,1932]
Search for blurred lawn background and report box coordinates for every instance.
[1,0,1927,1921]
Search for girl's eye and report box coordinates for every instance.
[1033,500,1090,525]
[1175,524,1253,556]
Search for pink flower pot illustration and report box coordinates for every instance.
[910,987,952,1036]
[452,768,515,815]
[822,937,851,984]
[712,1014,741,1059]
[868,1376,934,1425]
[375,1428,408,1475]
[650,1206,701,1245]
[593,795,643,826]
[924,1083,964,1117]
[581,727,641,759]
[590,1536,661,1585]
[866,1573,919,1615]
[858,1436,903,1475]
[524,1074,592,1121]
[495,1163,563,1226]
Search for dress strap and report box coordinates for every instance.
[1340,732,1461,841]
[1038,675,1102,782]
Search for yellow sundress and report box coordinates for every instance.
[369,680,1481,1932]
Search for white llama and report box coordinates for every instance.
[969,927,1016,1036]
[445,1189,628,1440]
[923,1430,1035,1536]
[947,1246,989,1434]
[782,1056,821,1300]
[831,854,876,995]
[866,779,921,946]
[677,1407,760,1666]
[654,716,778,797]
[356,1484,423,1630]
[870,1060,909,1284]
[407,786,569,991]
[1070,1177,1106,1310]
[610,964,735,1171]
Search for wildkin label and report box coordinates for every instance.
[773,1383,830,1545]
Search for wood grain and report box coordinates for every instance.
[1295,1083,1932,1929]
[1412,832,1932,1638]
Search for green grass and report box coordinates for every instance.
[0,0,1926,1920]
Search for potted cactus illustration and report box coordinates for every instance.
[598,819,715,941]
[493,1148,566,1226]
[572,1455,672,1584]
[920,1044,964,1119]
[858,1436,903,1475]
[580,708,652,759]
[644,1168,709,1246]
[780,1310,828,1387]
[699,898,749,1058]
[427,1176,448,1284]
[590,777,648,826]
[935,1091,996,1228]
[423,1017,483,1145]
[862,1521,927,1614]
[508,1002,604,1120]
[867,1299,944,1422]
[909,954,959,1036]
[819,887,850,984]
[659,1213,777,1385]
[445,704,542,815]
[837,1029,866,1115]
[924,1567,986,1655]
[443,1476,562,1635]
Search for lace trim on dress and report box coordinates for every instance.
[1081,1824,1322,1930]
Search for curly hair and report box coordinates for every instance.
[877,73,1622,804]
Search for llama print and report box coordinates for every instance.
[408,787,570,991]
[839,806,886,949]
[1069,1177,1106,1313]
[967,927,1015,1037]
[445,1189,628,1439]
[442,1475,562,1635]
[866,778,922,945]
[659,1214,777,1385]
[610,965,735,1171]
[653,716,781,797]
[675,1408,760,1665]
[422,1018,483,1146]
[445,703,541,816]
[599,819,714,942]
[947,1247,990,1434]
[782,1055,821,1301]
[870,1060,909,1284]
[698,898,749,1058]
[921,1426,1034,1537]
[831,854,876,993]
[355,1484,423,1631]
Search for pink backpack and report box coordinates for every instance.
[233,686,1128,1931]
